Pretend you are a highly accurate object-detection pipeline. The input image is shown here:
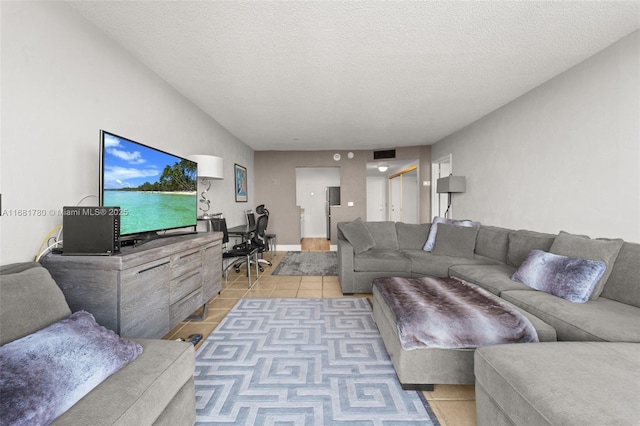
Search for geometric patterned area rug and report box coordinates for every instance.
[194,298,440,425]
[272,252,339,276]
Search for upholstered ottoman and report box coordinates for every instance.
[474,342,640,425]
[372,276,557,389]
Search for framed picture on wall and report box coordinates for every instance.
[234,164,247,202]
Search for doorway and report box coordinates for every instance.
[295,167,340,239]
[366,159,419,223]
[389,166,418,223]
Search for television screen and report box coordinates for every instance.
[99,130,197,238]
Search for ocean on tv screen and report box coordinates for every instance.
[104,191,197,235]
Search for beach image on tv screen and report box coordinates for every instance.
[102,133,197,235]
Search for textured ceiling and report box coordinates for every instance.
[67,1,640,151]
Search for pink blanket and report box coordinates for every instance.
[373,276,539,350]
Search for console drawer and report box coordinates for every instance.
[170,288,203,328]
[170,270,202,304]
[171,248,202,279]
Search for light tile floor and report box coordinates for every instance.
[165,251,477,426]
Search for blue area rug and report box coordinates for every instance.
[194,298,440,425]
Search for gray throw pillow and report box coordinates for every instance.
[550,231,624,300]
[423,216,481,252]
[396,222,431,250]
[512,250,606,303]
[0,266,72,345]
[338,217,376,254]
[506,230,556,267]
[431,223,479,259]
[364,221,399,250]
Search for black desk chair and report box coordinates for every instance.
[233,211,271,272]
[246,210,256,227]
[210,217,259,289]
[256,204,277,259]
[252,212,272,270]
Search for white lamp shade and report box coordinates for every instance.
[189,155,223,179]
[436,176,466,193]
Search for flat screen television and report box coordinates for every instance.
[99,130,197,244]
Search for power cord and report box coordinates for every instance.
[36,239,64,262]
[75,194,99,205]
[34,225,63,261]
[34,194,98,261]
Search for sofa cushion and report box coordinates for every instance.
[512,250,606,303]
[338,218,376,254]
[600,242,640,308]
[0,311,143,426]
[501,290,640,342]
[402,249,499,278]
[53,339,195,425]
[354,249,411,272]
[432,223,479,259]
[423,216,480,252]
[550,231,624,300]
[364,221,399,250]
[506,230,556,267]
[0,263,71,345]
[475,342,640,426]
[475,226,510,263]
[396,222,431,250]
[449,263,530,296]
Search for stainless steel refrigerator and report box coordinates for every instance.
[326,186,341,240]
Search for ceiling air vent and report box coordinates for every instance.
[373,149,396,160]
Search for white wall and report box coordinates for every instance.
[0,1,254,264]
[432,31,639,243]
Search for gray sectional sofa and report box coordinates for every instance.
[0,262,196,426]
[337,219,640,425]
[337,220,640,342]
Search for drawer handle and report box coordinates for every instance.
[138,261,170,274]
[178,271,200,283]
[180,251,200,261]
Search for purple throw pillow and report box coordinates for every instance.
[512,250,606,303]
[0,311,143,425]
[423,216,481,252]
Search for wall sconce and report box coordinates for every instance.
[188,154,223,218]
[436,175,466,218]
[377,165,389,172]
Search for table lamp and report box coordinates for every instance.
[188,154,223,218]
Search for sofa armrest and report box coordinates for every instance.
[53,339,195,426]
[337,239,355,294]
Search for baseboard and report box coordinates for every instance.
[277,244,302,251]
